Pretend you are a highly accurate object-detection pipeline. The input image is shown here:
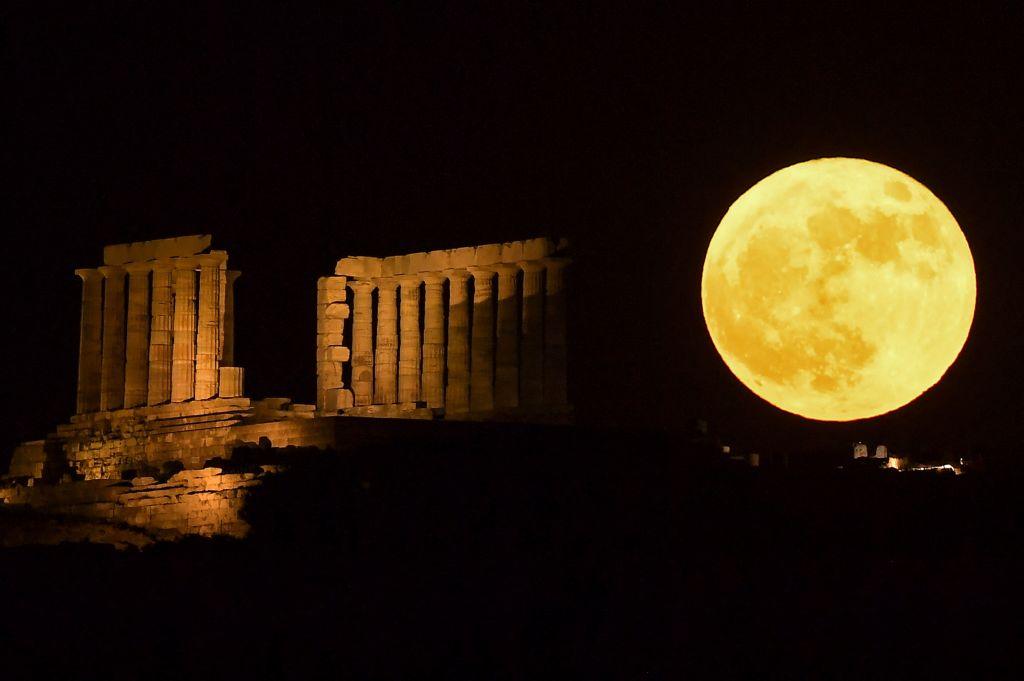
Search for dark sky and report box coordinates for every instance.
[4,4,1022,458]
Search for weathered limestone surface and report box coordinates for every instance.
[195,252,224,400]
[316,276,352,412]
[147,261,175,405]
[445,270,472,414]
[335,237,561,278]
[75,268,104,414]
[350,280,376,406]
[519,261,546,407]
[99,265,127,411]
[493,264,520,409]
[219,366,245,398]
[123,262,151,408]
[398,276,422,403]
[171,258,197,402]
[373,279,398,404]
[421,274,447,409]
[103,234,212,266]
[469,268,495,413]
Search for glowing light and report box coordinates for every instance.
[702,158,976,421]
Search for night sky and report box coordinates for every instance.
[5,5,1023,459]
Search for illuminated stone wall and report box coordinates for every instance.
[318,237,572,421]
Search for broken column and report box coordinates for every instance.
[171,257,197,403]
[317,275,352,412]
[349,279,376,406]
[469,267,495,413]
[98,265,126,411]
[147,260,174,405]
[194,252,224,400]
[493,264,520,409]
[123,262,151,408]
[398,276,422,403]
[445,269,472,415]
[518,260,546,407]
[373,278,399,404]
[543,257,570,407]
[74,268,104,414]
[421,273,447,409]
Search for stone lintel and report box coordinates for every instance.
[103,235,212,266]
[334,237,566,278]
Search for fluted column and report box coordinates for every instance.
[543,258,570,406]
[171,257,197,402]
[469,267,495,413]
[421,274,447,408]
[518,261,546,407]
[194,252,224,400]
[398,276,422,403]
[373,278,399,404]
[147,261,174,405]
[445,270,471,414]
[350,279,376,406]
[98,265,126,411]
[223,270,240,366]
[123,263,151,408]
[74,268,104,414]
[493,264,520,410]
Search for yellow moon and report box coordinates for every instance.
[701,158,976,421]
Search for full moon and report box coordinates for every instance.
[702,158,976,421]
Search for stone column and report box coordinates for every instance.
[543,258,570,407]
[518,261,546,407]
[123,263,151,408]
[317,275,352,412]
[147,261,174,405]
[469,267,495,413]
[349,279,376,406]
[74,268,104,414]
[171,257,197,403]
[194,252,225,400]
[373,278,399,404]
[420,274,447,409]
[398,276,422,403]
[445,269,471,415]
[223,270,240,366]
[98,265,126,411]
[493,264,520,410]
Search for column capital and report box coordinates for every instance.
[173,256,198,270]
[373,276,399,291]
[74,268,103,282]
[150,259,176,272]
[491,263,520,277]
[97,265,125,278]
[467,265,495,278]
[444,268,472,282]
[397,274,423,287]
[421,272,447,285]
[196,252,227,268]
[349,278,377,293]
[123,262,152,275]
[226,269,242,283]
[517,260,547,273]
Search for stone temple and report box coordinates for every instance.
[1,235,571,543]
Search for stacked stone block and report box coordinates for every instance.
[316,275,353,413]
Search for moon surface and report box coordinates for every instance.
[701,158,976,421]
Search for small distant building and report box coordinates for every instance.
[853,443,868,459]
[873,445,888,459]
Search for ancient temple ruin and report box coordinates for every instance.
[1,234,571,542]
[314,237,570,420]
